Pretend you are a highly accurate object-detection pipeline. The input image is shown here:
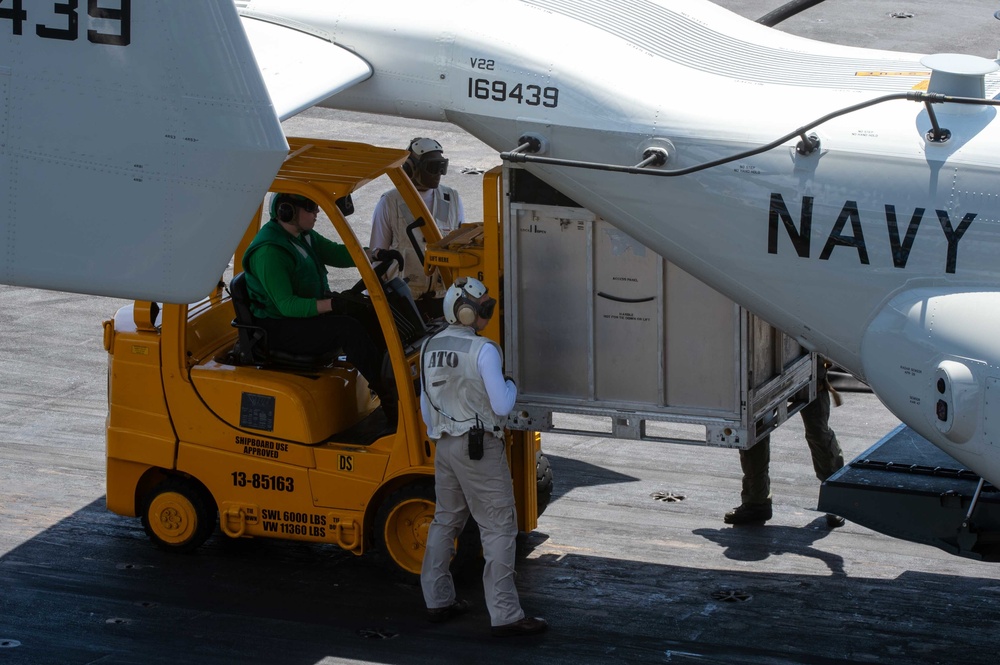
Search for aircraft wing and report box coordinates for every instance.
[239,17,372,121]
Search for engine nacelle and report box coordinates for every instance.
[862,289,1000,484]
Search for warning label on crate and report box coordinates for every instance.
[603,310,652,323]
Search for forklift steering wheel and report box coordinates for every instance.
[348,251,404,295]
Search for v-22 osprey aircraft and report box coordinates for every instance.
[3,1,1000,493]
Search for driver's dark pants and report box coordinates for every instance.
[255,313,391,399]
[737,386,844,506]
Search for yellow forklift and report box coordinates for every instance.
[102,138,546,579]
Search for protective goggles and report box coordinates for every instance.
[418,156,449,176]
[478,296,497,320]
[296,200,320,213]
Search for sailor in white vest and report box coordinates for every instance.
[370,137,465,319]
[419,277,548,637]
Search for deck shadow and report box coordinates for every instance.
[1,499,999,664]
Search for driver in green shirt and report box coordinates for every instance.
[243,193,396,425]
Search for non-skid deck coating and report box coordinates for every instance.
[3,2,1000,663]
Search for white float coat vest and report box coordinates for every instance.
[378,186,460,298]
[421,326,505,439]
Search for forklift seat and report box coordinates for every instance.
[229,272,339,370]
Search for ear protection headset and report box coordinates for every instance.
[444,277,496,325]
[455,292,478,326]
[403,150,419,178]
[275,196,296,223]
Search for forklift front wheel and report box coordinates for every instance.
[141,477,216,553]
[537,451,553,517]
[376,482,436,580]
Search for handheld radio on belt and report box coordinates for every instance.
[468,416,485,461]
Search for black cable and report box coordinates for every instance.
[501,92,1000,178]
[757,0,827,27]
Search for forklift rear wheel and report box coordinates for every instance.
[141,477,216,553]
[375,482,437,580]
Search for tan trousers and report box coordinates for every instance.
[421,432,525,626]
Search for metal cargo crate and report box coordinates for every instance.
[503,169,813,449]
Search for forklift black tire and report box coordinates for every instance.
[375,481,482,583]
[140,477,216,553]
[537,451,553,517]
[375,481,437,582]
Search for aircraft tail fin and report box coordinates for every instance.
[0,1,287,302]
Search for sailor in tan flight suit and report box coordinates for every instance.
[370,137,465,320]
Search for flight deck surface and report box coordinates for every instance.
[3,2,1000,663]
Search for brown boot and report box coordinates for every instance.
[492,616,548,637]
[723,502,772,525]
[426,599,470,624]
